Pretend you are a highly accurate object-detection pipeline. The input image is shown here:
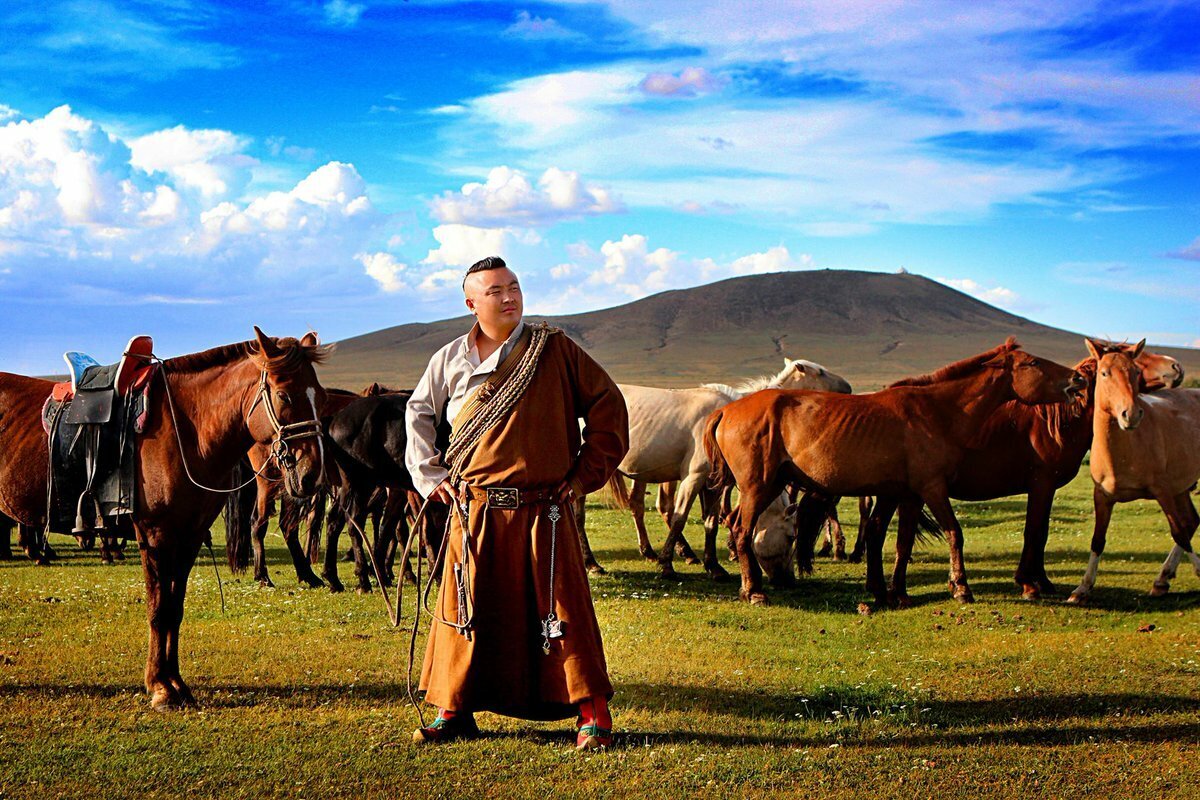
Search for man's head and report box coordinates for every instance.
[463,256,523,336]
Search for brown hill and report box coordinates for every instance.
[320,269,1200,391]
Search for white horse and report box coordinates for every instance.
[583,359,852,580]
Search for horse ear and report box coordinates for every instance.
[792,362,807,375]
[1132,338,1146,358]
[300,331,320,348]
[1084,338,1103,362]
[252,326,282,359]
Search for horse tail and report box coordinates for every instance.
[915,506,944,545]
[703,409,730,491]
[606,472,631,510]
[224,460,253,574]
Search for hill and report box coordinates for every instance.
[319,269,1200,391]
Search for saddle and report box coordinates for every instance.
[41,336,156,538]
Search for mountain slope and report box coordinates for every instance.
[320,270,1199,391]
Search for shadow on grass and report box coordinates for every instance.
[4,681,1195,749]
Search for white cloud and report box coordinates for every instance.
[421,223,541,269]
[505,10,581,40]
[129,125,254,200]
[1167,236,1200,262]
[431,166,622,227]
[639,67,724,97]
[937,277,1020,309]
[0,105,18,122]
[357,251,409,292]
[323,0,365,27]
[729,245,811,275]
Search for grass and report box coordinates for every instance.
[0,472,1198,799]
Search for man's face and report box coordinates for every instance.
[464,266,523,331]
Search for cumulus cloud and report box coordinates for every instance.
[937,277,1020,309]
[639,67,724,97]
[729,245,812,275]
[0,106,395,297]
[430,166,622,227]
[421,223,541,270]
[129,125,254,200]
[357,251,409,292]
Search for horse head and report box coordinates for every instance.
[779,358,853,394]
[986,339,1086,405]
[247,327,331,497]
[1088,338,1146,430]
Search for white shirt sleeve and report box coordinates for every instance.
[405,349,451,498]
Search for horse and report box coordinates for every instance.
[0,328,329,709]
[592,358,851,581]
[704,339,1084,605]
[876,340,1183,605]
[1066,340,1200,603]
[241,387,360,588]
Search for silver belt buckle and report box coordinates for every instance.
[486,487,519,509]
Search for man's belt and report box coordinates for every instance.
[464,485,559,509]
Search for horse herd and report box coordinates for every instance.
[0,330,1197,711]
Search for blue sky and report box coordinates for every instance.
[1,0,1198,373]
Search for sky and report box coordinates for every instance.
[1,0,1198,373]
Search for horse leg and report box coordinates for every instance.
[731,488,775,605]
[1177,495,1200,580]
[281,497,324,588]
[629,479,657,561]
[0,516,12,560]
[1068,486,1114,604]
[322,498,347,593]
[865,497,898,607]
[1149,491,1199,597]
[848,496,872,563]
[921,492,973,603]
[251,491,274,587]
[888,501,918,609]
[345,496,373,594]
[655,474,704,580]
[574,496,605,575]
[137,530,184,710]
[1015,479,1058,599]
[698,487,729,581]
[163,534,203,707]
[829,503,846,561]
[657,482,675,529]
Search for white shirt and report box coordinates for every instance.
[404,320,526,497]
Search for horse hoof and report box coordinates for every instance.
[847,554,863,565]
[258,578,274,589]
[833,552,847,563]
[749,593,769,607]
[327,581,345,594]
[356,585,373,595]
[954,591,974,604]
[816,544,832,558]
[656,568,678,582]
[1021,585,1042,601]
[887,591,912,610]
[1148,583,1170,598]
[684,556,701,566]
[1066,592,1088,605]
[588,564,608,576]
[639,550,658,563]
[707,566,730,582]
[302,576,325,589]
[150,688,184,712]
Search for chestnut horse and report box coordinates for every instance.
[0,328,328,709]
[704,340,1084,605]
[1067,340,1200,603]
[879,339,1182,604]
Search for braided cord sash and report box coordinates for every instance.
[444,323,557,481]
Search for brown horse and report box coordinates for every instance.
[0,328,328,709]
[878,340,1182,604]
[1067,340,1200,603]
[704,340,1084,605]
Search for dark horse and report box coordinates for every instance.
[849,341,1182,603]
[0,328,328,709]
[704,340,1084,606]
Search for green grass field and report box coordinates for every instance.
[1,473,1198,799]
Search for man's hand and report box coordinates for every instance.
[431,479,459,505]
[554,480,577,506]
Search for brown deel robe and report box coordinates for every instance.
[420,331,629,720]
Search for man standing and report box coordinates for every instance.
[405,256,629,750]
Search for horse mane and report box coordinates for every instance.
[702,361,797,399]
[163,337,332,374]
[888,337,1020,388]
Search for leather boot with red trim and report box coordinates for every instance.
[412,709,480,744]
[575,696,613,751]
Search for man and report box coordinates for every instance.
[405,256,629,750]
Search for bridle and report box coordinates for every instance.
[158,361,324,495]
[245,370,324,477]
